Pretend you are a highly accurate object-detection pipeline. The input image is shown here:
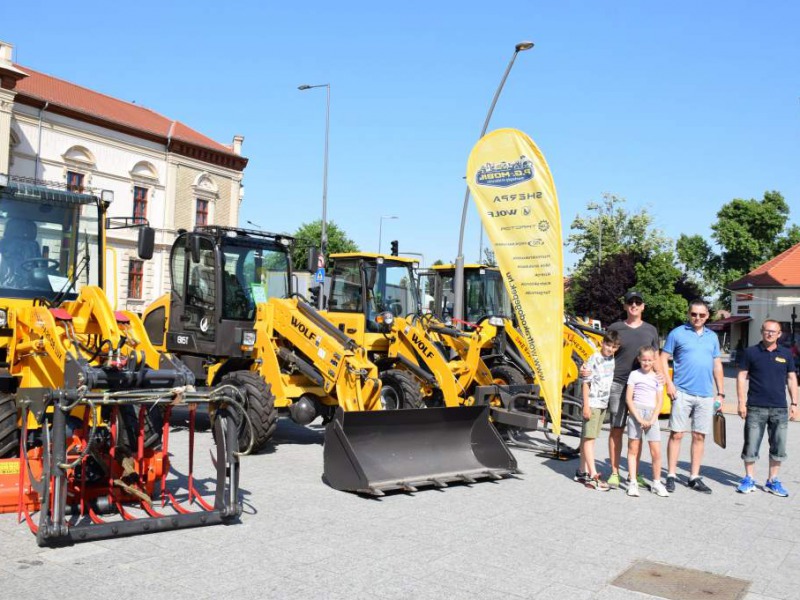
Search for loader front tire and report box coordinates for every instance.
[490,364,528,388]
[0,393,19,458]
[379,370,425,410]
[218,371,277,453]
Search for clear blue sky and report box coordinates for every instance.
[7,1,799,269]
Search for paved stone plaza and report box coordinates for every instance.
[0,368,797,599]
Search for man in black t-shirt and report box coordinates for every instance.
[581,291,661,489]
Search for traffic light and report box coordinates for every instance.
[307,284,319,302]
[390,240,398,256]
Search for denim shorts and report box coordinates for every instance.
[741,406,789,463]
[607,381,628,429]
[669,389,714,435]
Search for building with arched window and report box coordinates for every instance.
[0,40,247,311]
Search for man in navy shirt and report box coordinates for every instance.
[661,299,724,494]
[736,320,798,496]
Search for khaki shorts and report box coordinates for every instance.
[582,407,607,440]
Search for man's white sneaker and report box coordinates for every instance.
[627,481,640,497]
[651,481,670,497]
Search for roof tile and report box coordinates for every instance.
[13,64,236,156]
[729,242,800,289]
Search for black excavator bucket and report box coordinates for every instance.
[323,405,518,495]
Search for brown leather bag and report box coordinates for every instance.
[713,412,726,449]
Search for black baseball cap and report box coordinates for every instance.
[624,290,644,303]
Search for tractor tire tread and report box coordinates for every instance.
[220,370,278,453]
[0,393,19,459]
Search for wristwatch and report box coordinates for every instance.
[716,393,725,398]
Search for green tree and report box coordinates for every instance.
[290,219,359,270]
[567,194,689,333]
[634,251,688,333]
[677,190,799,300]
[568,193,670,279]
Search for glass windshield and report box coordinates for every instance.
[220,238,290,320]
[465,269,511,322]
[370,260,419,318]
[0,194,99,301]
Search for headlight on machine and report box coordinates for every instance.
[241,330,256,348]
[375,311,395,331]
[487,316,505,327]
[0,309,7,327]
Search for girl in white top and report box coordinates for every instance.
[625,346,667,497]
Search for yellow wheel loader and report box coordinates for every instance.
[322,253,540,430]
[0,178,241,546]
[143,227,517,495]
[420,264,608,450]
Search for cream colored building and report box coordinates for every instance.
[726,241,800,350]
[0,40,247,311]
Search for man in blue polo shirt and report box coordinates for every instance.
[736,320,798,496]
[661,299,725,494]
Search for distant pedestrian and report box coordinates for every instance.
[662,299,724,494]
[625,346,668,497]
[736,320,799,496]
[575,330,621,490]
[582,290,661,489]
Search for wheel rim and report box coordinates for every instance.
[380,386,401,410]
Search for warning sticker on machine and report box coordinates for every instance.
[0,462,20,475]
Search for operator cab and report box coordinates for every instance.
[429,264,512,326]
[157,226,293,370]
[0,180,103,302]
[327,253,420,332]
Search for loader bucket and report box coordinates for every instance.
[323,405,517,495]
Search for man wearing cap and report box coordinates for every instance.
[582,290,661,489]
[661,299,724,494]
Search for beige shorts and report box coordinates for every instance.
[582,407,607,440]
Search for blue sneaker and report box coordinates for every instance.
[764,478,789,497]
[736,475,755,494]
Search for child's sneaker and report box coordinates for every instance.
[585,474,610,491]
[651,481,669,497]
[607,472,621,489]
[736,475,756,494]
[627,481,639,497]
[764,478,789,497]
[627,475,650,491]
[573,469,590,483]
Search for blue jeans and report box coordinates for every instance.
[741,406,789,463]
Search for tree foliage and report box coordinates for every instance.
[569,251,640,326]
[290,219,359,270]
[677,191,799,300]
[567,194,695,334]
[568,193,669,279]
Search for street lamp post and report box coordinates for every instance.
[587,203,603,268]
[453,41,534,326]
[298,83,330,308]
[377,215,398,253]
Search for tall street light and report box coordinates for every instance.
[298,83,331,308]
[453,41,534,325]
[587,203,603,268]
[378,215,398,253]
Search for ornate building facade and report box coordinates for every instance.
[0,40,248,311]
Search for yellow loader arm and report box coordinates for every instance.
[253,297,383,412]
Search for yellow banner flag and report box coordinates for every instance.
[466,128,564,434]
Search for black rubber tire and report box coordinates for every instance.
[489,364,528,387]
[0,394,19,458]
[379,369,425,410]
[217,371,278,453]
